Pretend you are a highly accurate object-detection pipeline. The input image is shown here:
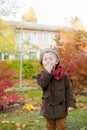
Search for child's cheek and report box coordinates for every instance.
[43,62,47,67]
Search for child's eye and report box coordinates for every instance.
[49,56,54,60]
[43,58,47,61]
[49,57,52,60]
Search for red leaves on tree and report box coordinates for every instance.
[0,61,20,108]
[55,30,87,95]
[0,78,13,91]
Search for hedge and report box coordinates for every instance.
[6,59,42,78]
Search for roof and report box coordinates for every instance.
[8,20,72,32]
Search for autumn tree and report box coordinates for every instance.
[0,19,16,54]
[55,29,87,94]
[22,6,38,22]
[69,16,84,31]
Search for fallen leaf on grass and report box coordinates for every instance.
[11,121,15,124]
[15,122,21,128]
[22,123,26,128]
[35,120,40,124]
[16,128,21,130]
[3,114,7,118]
[22,103,36,111]
[29,120,34,124]
[1,120,9,124]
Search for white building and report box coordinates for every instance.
[1,21,69,60]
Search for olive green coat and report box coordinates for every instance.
[37,70,75,119]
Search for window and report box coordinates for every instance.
[16,31,23,43]
[15,54,20,59]
[41,33,50,44]
[15,53,24,59]
[28,32,38,44]
[4,54,9,59]
[0,53,2,59]
[29,52,37,59]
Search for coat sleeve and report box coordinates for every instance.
[36,70,52,90]
[64,75,76,108]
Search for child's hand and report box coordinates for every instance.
[67,107,74,112]
[44,63,54,73]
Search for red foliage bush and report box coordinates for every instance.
[55,30,87,95]
[0,61,20,108]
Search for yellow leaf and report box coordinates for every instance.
[3,114,7,117]
[1,120,9,124]
[15,122,21,128]
[22,123,26,128]
[22,103,36,111]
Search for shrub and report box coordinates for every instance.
[7,59,42,79]
[22,60,35,78]
[55,30,87,95]
[0,61,20,108]
[6,59,20,78]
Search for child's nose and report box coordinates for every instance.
[47,61,50,64]
[47,60,50,63]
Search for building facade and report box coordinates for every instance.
[1,21,68,60]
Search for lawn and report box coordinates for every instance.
[0,87,87,130]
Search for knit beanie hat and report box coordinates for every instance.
[40,48,60,65]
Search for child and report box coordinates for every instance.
[36,48,76,130]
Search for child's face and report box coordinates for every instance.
[42,52,58,69]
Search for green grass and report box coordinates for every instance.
[76,95,87,103]
[0,108,87,130]
[67,108,87,130]
[0,110,46,130]
[0,87,87,130]
[16,87,42,99]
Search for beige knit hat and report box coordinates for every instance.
[40,48,60,65]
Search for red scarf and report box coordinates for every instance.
[51,64,64,80]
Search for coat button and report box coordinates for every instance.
[51,88,55,91]
[58,101,63,105]
[50,103,55,106]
